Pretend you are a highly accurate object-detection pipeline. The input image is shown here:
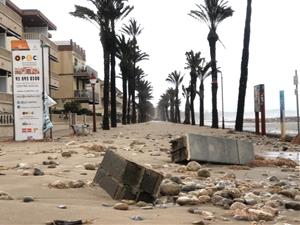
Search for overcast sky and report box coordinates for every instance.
[13,0,300,115]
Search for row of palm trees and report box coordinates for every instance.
[71,0,154,130]
[159,0,252,131]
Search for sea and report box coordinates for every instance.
[194,110,300,136]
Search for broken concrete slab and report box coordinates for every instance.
[94,150,163,203]
[170,133,254,165]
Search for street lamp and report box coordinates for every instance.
[90,73,97,132]
[220,71,225,129]
[294,70,300,135]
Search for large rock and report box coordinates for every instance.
[197,169,210,178]
[285,201,300,210]
[176,196,199,206]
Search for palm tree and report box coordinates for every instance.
[159,93,170,121]
[185,50,203,125]
[235,0,252,131]
[190,0,233,128]
[70,0,133,130]
[182,85,191,124]
[107,1,133,128]
[136,79,153,123]
[197,60,212,126]
[122,18,144,124]
[167,88,176,123]
[166,71,184,123]
[116,34,135,125]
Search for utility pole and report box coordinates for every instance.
[294,70,300,135]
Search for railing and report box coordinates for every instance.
[50,72,59,89]
[0,113,13,125]
[0,3,22,36]
[0,47,12,72]
[0,47,11,59]
[74,65,98,77]
[74,89,100,103]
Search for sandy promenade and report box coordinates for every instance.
[0,122,299,225]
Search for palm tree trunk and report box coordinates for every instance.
[235,0,252,131]
[175,88,181,123]
[127,81,131,124]
[208,30,219,128]
[131,64,137,124]
[102,46,110,130]
[190,74,197,125]
[122,76,127,125]
[110,20,117,128]
[165,106,169,121]
[184,97,190,124]
[200,81,204,126]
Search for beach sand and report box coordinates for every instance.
[0,122,299,225]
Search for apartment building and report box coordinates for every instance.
[52,40,100,111]
[0,0,59,113]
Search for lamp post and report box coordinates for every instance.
[294,70,300,135]
[90,73,97,132]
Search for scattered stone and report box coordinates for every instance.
[170,176,182,184]
[268,176,280,182]
[61,151,72,158]
[279,189,297,199]
[57,205,67,209]
[248,208,275,221]
[47,156,58,160]
[121,199,136,205]
[186,161,201,171]
[285,201,300,210]
[197,169,211,178]
[141,206,153,210]
[130,216,143,221]
[176,196,199,206]
[181,182,197,192]
[66,141,76,146]
[0,191,13,200]
[84,163,96,171]
[244,193,260,205]
[150,152,161,156]
[160,181,181,196]
[17,163,31,169]
[230,202,247,210]
[136,201,148,207]
[295,195,300,201]
[48,164,57,169]
[43,161,58,166]
[192,220,206,225]
[48,180,68,189]
[198,195,211,204]
[113,202,129,210]
[68,180,85,188]
[23,196,34,203]
[33,168,44,176]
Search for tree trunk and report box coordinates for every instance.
[165,106,169,121]
[122,76,127,125]
[190,72,197,125]
[127,81,131,124]
[200,81,204,126]
[208,30,219,128]
[110,20,117,128]
[235,0,252,131]
[102,46,110,130]
[175,88,181,123]
[131,64,137,124]
[184,96,190,124]
[170,99,175,122]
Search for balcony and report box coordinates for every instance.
[74,65,97,80]
[0,3,22,37]
[23,32,58,61]
[74,89,100,104]
[0,47,11,72]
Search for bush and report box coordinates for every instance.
[64,101,81,113]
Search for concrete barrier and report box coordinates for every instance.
[94,150,163,203]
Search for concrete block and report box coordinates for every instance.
[171,133,254,165]
[94,150,163,203]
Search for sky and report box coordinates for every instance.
[12,0,300,116]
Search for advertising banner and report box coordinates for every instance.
[11,40,44,141]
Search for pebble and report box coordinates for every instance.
[49,180,69,189]
[23,196,34,203]
[61,151,72,158]
[130,216,143,221]
[170,176,182,184]
[230,202,247,210]
[268,176,280,182]
[113,202,129,210]
[295,195,300,201]
[0,191,13,200]
[136,201,148,207]
[192,220,206,225]
[198,195,211,204]
[17,163,31,169]
[150,152,161,156]
[22,170,32,176]
[181,182,197,192]
[68,180,85,188]
[176,196,199,206]
[160,181,181,196]
[84,163,96,170]
[285,201,300,210]
[33,168,44,176]
[57,205,67,209]
[197,169,211,178]
[186,161,201,171]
